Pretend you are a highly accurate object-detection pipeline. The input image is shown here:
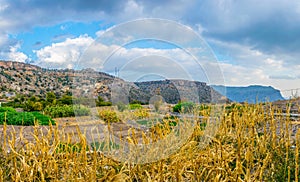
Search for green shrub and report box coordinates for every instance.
[173,103,182,113]
[73,105,91,116]
[173,102,196,113]
[96,101,112,107]
[129,103,143,110]
[44,105,73,118]
[44,105,90,118]
[0,107,16,113]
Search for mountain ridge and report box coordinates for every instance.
[211,85,284,103]
[0,60,226,104]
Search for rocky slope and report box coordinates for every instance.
[0,61,114,99]
[135,80,227,104]
[0,60,226,104]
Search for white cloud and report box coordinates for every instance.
[0,42,28,62]
[7,44,28,62]
[34,35,94,69]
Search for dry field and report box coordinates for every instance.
[0,103,300,181]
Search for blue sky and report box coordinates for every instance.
[1,0,300,97]
[15,22,101,58]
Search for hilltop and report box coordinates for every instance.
[0,60,226,104]
[211,85,284,103]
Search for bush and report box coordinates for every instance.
[44,105,73,118]
[98,109,120,123]
[173,102,196,113]
[44,105,90,118]
[133,108,150,119]
[96,101,112,107]
[173,103,182,113]
[129,104,143,110]
[73,105,91,116]
[58,95,73,105]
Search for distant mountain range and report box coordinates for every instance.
[211,85,285,103]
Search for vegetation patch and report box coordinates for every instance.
[129,103,143,110]
[44,105,90,118]
[98,109,121,123]
[0,107,55,125]
[173,101,196,113]
[133,108,150,119]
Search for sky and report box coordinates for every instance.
[1,0,300,98]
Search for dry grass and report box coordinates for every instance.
[0,103,299,181]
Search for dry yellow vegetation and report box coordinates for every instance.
[0,103,299,181]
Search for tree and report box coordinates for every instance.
[24,100,34,111]
[59,95,73,105]
[46,92,56,104]
[33,102,43,111]
[29,96,37,102]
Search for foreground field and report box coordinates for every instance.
[0,103,300,181]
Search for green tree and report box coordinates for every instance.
[24,100,35,111]
[59,95,73,105]
[46,92,56,104]
[29,96,38,102]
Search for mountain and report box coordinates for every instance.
[135,80,227,104]
[0,60,227,104]
[211,85,285,103]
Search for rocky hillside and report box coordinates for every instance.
[0,60,226,104]
[135,80,227,104]
[211,85,284,103]
[0,61,114,99]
